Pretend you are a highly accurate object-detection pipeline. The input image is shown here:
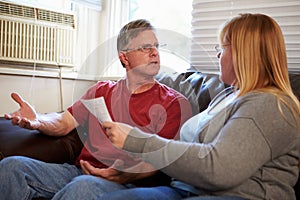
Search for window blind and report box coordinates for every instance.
[190,0,300,73]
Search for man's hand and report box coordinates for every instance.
[80,159,157,184]
[80,159,137,184]
[102,121,133,148]
[4,92,40,130]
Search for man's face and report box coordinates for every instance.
[122,30,161,77]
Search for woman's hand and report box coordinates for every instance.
[102,121,133,149]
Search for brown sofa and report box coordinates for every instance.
[0,70,299,198]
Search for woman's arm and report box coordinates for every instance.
[119,120,270,190]
[104,94,299,190]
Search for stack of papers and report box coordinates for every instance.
[81,97,112,124]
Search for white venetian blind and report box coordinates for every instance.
[191,0,300,73]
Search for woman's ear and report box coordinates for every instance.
[118,52,128,67]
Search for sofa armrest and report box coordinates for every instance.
[0,117,83,164]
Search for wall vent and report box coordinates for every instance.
[0,1,76,67]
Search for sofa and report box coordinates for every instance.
[0,70,299,199]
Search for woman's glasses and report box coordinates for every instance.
[215,44,231,54]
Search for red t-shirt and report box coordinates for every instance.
[68,79,192,169]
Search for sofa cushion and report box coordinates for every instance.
[290,73,300,99]
[155,71,228,115]
[0,117,83,164]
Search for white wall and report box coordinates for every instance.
[0,74,95,116]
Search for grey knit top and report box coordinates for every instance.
[123,89,300,200]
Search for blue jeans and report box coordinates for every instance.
[95,187,246,200]
[183,196,246,200]
[0,156,126,200]
[96,186,183,200]
[0,156,82,199]
[0,156,247,200]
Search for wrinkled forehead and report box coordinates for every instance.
[127,30,158,48]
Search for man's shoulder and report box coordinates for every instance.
[156,81,187,99]
[83,80,118,97]
[155,81,193,119]
[92,80,119,89]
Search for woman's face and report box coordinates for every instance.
[217,42,236,85]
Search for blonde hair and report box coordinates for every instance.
[219,13,300,126]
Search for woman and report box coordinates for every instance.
[103,13,300,200]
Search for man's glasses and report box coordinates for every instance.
[123,43,167,53]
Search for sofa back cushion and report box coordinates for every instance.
[156,71,227,115]
[156,71,300,115]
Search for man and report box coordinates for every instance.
[0,19,192,199]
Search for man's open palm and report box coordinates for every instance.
[4,93,39,129]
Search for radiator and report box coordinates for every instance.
[0,1,75,67]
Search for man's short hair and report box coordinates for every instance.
[117,19,155,52]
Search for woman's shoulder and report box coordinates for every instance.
[236,91,297,113]
[233,91,300,155]
[240,91,276,100]
[231,91,299,133]
[233,91,300,134]
[234,91,278,110]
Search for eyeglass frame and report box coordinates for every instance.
[122,43,167,53]
[215,44,231,54]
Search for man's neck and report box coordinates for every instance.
[126,76,156,94]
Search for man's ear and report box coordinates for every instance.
[119,52,128,67]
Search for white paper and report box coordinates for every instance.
[81,97,112,124]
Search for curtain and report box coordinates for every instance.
[190,0,300,73]
[71,0,102,11]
